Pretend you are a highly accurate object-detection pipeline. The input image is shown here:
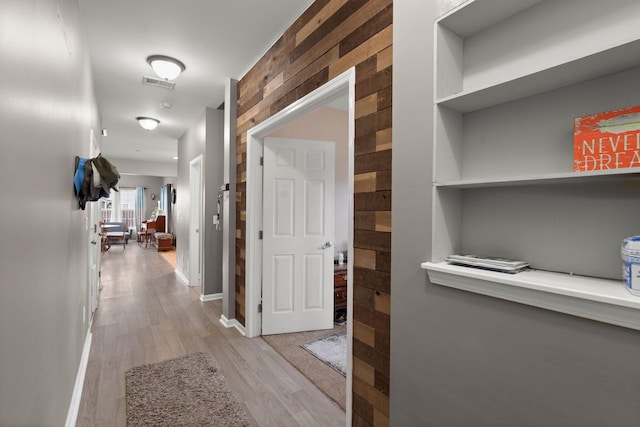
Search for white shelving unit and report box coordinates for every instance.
[423,0,640,330]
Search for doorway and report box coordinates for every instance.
[189,155,203,290]
[245,68,355,418]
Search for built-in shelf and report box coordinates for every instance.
[438,0,544,38]
[436,40,640,113]
[429,0,640,331]
[422,262,640,331]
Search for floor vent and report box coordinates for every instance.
[142,76,175,90]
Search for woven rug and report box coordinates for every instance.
[125,352,252,426]
[301,332,347,377]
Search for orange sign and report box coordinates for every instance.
[574,105,640,172]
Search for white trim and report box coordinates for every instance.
[245,67,355,427]
[200,292,223,302]
[423,262,640,330]
[246,68,356,338]
[175,269,190,287]
[65,329,92,427]
[222,78,238,323]
[219,315,247,336]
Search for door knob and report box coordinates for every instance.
[320,241,333,249]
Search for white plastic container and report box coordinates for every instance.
[621,236,640,296]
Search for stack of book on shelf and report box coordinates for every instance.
[445,254,529,274]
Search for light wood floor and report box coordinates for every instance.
[76,244,345,426]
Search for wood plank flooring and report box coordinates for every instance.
[76,245,345,426]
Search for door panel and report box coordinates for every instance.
[304,254,324,310]
[274,179,294,236]
[273,255,294,312]
[305,180,325,235]
[262,137,335,335]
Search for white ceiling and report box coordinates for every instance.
[79,0,314,165]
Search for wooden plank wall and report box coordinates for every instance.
[235,1,392,425]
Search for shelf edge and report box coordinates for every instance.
[433,168,640,188]
[421,262,640,331]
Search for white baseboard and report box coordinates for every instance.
[200,292,223,302]
[219,315,246,336]
[65,328,92,427]
[175,269,189,287]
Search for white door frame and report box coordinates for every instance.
[189,155,204,289]
[245,67,355,423]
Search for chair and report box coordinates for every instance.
[138,220,157,248]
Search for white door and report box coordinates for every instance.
[87,130,101,316]
[262,137,335,335]
[87,203,100,315]
[189,156,203,288]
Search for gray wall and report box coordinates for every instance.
[390,1,640,426]
[0,0,100,425]
[163,176,178,234]
[108,157,177,178]
[176,110,205,283]
[176,108,224,295]
[203,108,224,296]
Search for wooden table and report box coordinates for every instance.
[100,224,119,253]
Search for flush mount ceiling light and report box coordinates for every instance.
[146,55,185,81]
[136,116,160,130]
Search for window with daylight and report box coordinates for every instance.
[119,189,136,229]
[101,188,138,230]
[99,198,112,222]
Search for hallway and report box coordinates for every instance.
[76,245,345,426]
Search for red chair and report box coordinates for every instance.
[138,220,157,248]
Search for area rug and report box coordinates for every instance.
[301,332,347,377]
[125,352,252,426]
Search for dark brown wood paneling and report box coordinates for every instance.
[352,393,374,425]
[353,338,390,382]
[376,251,391,273]
[355,211,376,231]
[354,266,391,293]
[355,108,392,142]
[354,191,391,211]
[340,4,393,57]
[377,85,392,111]
[290,0,369,63]
[376,169,392,191]
[357,66,392,100]
[354,134,378,156]
[235,1,393,424]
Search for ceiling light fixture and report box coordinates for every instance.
[146,55,185,81]
[136,116,160,130]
